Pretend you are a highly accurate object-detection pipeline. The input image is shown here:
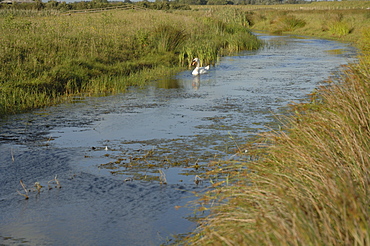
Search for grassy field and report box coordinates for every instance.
[184,3,370,246]
[193,1,370,44]
[0,7,261,116]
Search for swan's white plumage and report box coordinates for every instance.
[191,58,209,75]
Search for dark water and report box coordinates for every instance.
[0,33,355,246]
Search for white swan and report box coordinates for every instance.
[191,58,210,75]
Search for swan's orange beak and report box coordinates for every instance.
[191,61,196,66]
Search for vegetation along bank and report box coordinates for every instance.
[0,5,261,116]
[184,2,370,246]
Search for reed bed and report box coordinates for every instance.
[184,23,370,246]
[0,8,260,116]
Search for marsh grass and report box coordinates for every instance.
[152,24,187,53]
[328,21,352,36]
[0,8,260,116]
[0,8,59,17]
[185,30,370,246]
[178,8,261,66]
[194,5,370,43]
[269,13,306,34]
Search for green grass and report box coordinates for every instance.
[184,10,370,246]
[0,8,261,116]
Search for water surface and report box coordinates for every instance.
[0,33,355,245]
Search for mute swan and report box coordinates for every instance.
[191,58,210,75]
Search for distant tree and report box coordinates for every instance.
[34,0,44,10]
[207,0,232,4]
[72,1,90,10]
[57,1,71,11]
[45,0,59,9]
[92,0,108,3]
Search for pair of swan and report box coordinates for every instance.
[191,58,210,76]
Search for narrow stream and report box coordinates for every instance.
[0,33,355,246]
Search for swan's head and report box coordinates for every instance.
[191,58,200,66]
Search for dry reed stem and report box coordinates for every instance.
[48,175,61,189]
[17,180,29,200]
[159,169,167,185]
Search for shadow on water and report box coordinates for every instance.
[0,33,356,245]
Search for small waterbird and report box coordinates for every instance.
[191,58,210,75]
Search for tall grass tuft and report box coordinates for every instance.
[328,21,352,36]
[272,14,306,33]
[185,31,370,246]
[358,29,370,55]
[150,24,187,53]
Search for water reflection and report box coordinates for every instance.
[155,78,182,89]
[153,74,202,91]
[192,75,200,91]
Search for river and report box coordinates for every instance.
[0,33,355,245]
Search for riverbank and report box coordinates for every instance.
[185,7,370,246]
[0,8,261,116]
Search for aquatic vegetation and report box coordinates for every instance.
[48,175,62,189]
[194,175,203,185]
[16,175,61,200]
[34,182,43,193]
[159,169,168,185]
